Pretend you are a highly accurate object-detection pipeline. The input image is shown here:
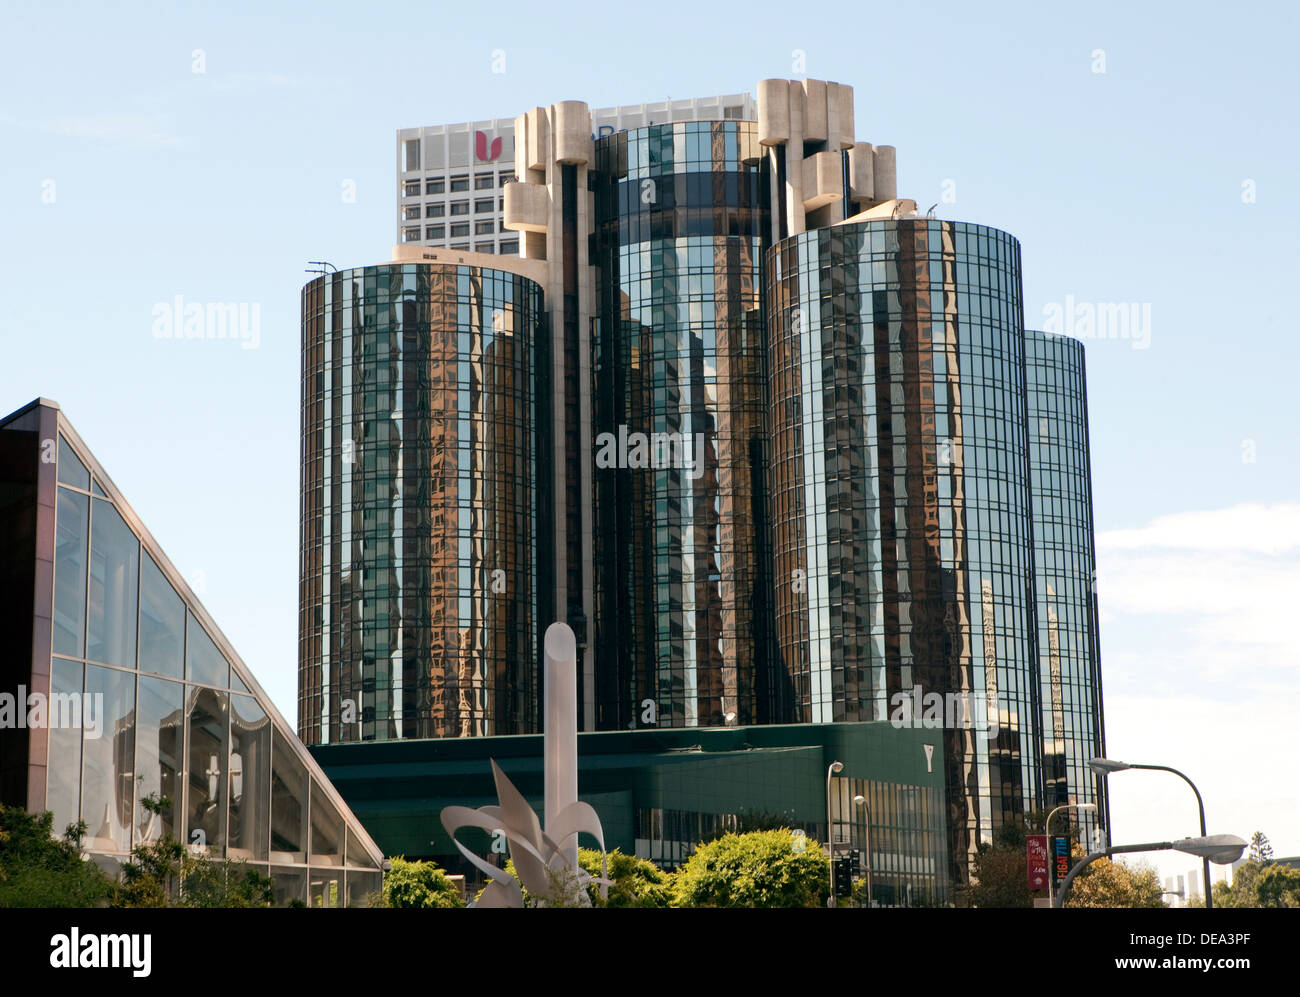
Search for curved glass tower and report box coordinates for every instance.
[299,260,542,744]
[766,219,1040,883]
[1025,329,1107,843]
[591,121,772,730]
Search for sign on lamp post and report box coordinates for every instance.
[1027,834,1050,891]
[1052,836,1071,886]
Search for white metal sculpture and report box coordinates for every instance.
[440,623,608,907]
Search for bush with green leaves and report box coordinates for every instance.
[1197,833,1300,908]
[113,794,274,907]
[379,856,463,908]
[579,848,673,907]
[0,806,113,908]
[672,828,829,908]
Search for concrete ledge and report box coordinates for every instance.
[503,181,550,233]
[802,150,843,211]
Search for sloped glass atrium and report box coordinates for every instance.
[0,398,384,907]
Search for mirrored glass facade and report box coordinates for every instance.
[767,220,1040,884]
[300,263,542,743]
[0,400,384,906]
[1025,330,1106,843]
[591,121,772,729]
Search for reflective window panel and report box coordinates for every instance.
[80,664,135,853]
[53,489,88,657]
[228,693,271,861]
[270,727,308,863]
[185,685,228,853]
[186,611,228,687]
[56,434,89,489]
[134,675,184,844]
[87,498,139,668]
[45,657,84,836]
[309,780,342,866]
[138,553,184,678]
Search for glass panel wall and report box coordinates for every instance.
[134,675,184,843]
[36,428,385,904]
[186,612,228,687]
[309,781,342,866]
[80,664,135,853]
[228,694,270,860]
[53,489,88,657]
[345,870,382,907]
[46,657,84,835]
[57,435,89,488]
[138,553,184,678]
[87,498,138,668]
[309,870,342,908]
[270,728,307,863]
[271,866,307,907]
[185,685,227,853]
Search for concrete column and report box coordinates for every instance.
[544,622,579,868]
[849,142,875,206]
[873,145,897,202]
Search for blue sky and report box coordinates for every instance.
[2,0,1296,881]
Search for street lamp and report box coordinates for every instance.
[853,794,872,909]
[1054,834,1246,908]
[821,764,842,915]
[827,761,844,908]
[1089,756,1215,909]
[1044,803,1097,908]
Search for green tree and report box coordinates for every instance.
[957,810,1057,909]
[113,794,273,907]
[1248,831,1274,864]
[578,848,673,908]
[0,806,113,908]
[963,843,1034,908]
[1200,833,1300,908]
[1252,864,1300,908]
[379,856,463,908]
[1064,844,1165,908]
[672,828,828,908]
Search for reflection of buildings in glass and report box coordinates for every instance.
[767,220,1039,887]
[299,259,542,745]
[591,122,768,731]
[0,398,383,905]
[1025,329,1107,844]
[307,78,1108,897]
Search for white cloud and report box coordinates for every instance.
[1099,502,1300,556]
[1095,502,1300,883]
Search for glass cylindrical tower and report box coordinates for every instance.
[1025,328,1106,846]
[299,261,541,744]
[591,120,772,730]
[766,219,1040,884]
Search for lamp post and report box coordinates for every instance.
[1043,802,1097,908]
[1055,835,1245,908]
[827,761,843,908]
[1090,757,1214,909]
[854,793,871,908]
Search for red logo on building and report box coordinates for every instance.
[475,131,502,162]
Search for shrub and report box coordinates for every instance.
[672,829,828,908]
[0,807,113,908]
[380,856,463,908]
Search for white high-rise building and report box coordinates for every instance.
[395,93,755,252]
